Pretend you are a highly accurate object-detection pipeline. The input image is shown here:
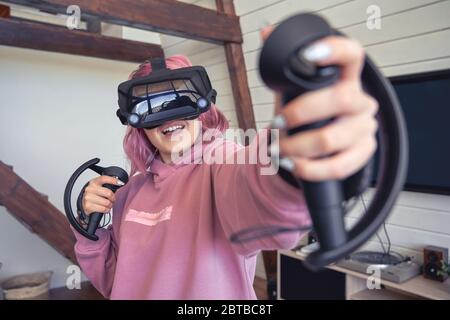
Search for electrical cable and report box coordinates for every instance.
[360,195,387,254]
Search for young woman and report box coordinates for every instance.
[73,30,378,299]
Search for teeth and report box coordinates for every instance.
[162,125,184,134]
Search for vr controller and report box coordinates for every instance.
[257,13,408,270]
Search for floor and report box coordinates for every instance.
[47,277,269,300]
[48,282,104,300]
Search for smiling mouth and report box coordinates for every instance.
[161,124,186,135]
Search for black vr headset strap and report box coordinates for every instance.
[116,109,128,125]
[150,57,168,71]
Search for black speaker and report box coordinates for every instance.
[279,255,345,299]
[423,245,448,282]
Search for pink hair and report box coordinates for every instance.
[123,55,229,176]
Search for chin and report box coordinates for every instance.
[161,140,192,155]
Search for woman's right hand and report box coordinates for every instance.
[82,176,124,215]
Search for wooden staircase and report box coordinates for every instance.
[0,161,76,263]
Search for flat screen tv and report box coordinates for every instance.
[383,69,450,195]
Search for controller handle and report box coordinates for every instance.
[64,158,129,241]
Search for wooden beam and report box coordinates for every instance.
[262,251,278,280]
[216,0,256,132]
[0,161,77,263]
[0,17,164,63]
[4,0,242,44]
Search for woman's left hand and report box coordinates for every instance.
[262,28,379,182]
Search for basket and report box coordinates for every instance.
[1,271,53,300]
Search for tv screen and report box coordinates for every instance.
[386,69,450,195]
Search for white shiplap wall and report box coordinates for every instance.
[160,0,239,129]
[234,0,450,267]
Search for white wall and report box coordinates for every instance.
[234,0,450,265]
[0,45,140,288]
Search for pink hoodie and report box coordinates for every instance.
[73,134,311,299]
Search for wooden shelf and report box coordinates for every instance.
[350,288,420,300]
[279,249,450,300]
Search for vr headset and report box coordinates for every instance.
[116,57,217,129]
